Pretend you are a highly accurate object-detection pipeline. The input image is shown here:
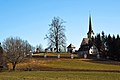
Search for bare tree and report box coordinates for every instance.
[2,37,32,70]
[0,43,3,65]
[45,17,66,52]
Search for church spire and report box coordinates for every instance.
[89,15,92,32]
[87,14,94,39]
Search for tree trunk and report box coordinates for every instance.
[55,35,59,53]
[12,63,16,71]
[56,43,59,53]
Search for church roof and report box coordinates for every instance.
[67,44,75,48]
[81,38,89,45]
[79,43,97,51]
[79,44,89,51]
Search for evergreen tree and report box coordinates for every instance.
[111,35,116,59]
[95,34,102,52]
[101,31,107,58]
[106,34,113,59]
[115,35,120,60]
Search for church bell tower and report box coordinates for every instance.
[87,15,94,39]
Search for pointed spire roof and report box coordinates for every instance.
[89,15,93,32]
[67,44,75,48]
[87,14,94,39]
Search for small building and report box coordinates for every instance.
[67,44,75,53]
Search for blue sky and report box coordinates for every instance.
[0,0,120,49]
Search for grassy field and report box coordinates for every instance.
[0,71,120,80]
[3,53,120,80]
[14,58,120,71]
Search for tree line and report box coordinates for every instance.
[91,31,120,61]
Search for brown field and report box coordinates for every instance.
[3,53,120,80]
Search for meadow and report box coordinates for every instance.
[0,71,120,80]
[1,53,120,80]
[14,53,120,71]
[15,58,120,71]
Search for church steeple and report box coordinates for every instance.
[87,15,94,39]
[89,16,92,32]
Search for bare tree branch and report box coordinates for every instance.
[45,17,66,52]
[2,37,32,70]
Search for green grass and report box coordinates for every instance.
[0,71,120,80]
[2,57,120,80]
[16,58,120,71]
[44,59,120,70]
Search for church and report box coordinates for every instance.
[78,15,99,58]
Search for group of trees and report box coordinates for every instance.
[91,31,120,60]
[106,34,120,60]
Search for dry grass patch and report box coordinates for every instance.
[11,58,120,72]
